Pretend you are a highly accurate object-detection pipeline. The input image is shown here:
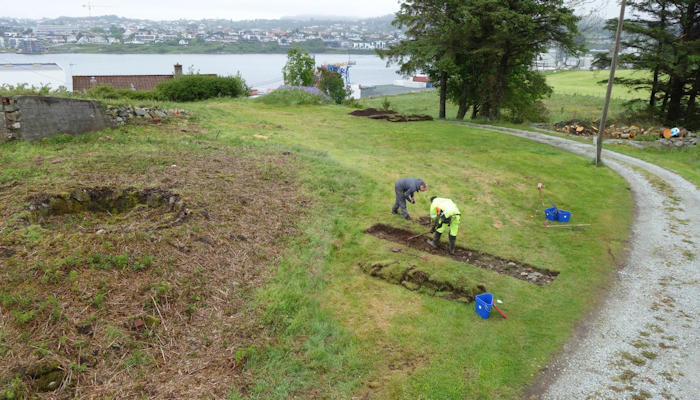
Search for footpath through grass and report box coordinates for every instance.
[188,98,633,399]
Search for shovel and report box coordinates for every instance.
[406,230,431,241]
[492,303,508,319]
[390,248,429,261]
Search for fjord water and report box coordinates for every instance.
[0,53,403,90]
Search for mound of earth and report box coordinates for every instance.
[0,145,307,398]
[349,107,398,117]
[349,108,433,122]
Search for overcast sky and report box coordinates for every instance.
[3,1,623,21]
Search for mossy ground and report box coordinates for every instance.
[0,117,307,398]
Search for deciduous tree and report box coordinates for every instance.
[282,47,315,87]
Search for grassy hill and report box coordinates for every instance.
[1,97,632,399]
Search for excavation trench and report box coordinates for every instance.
[366,224,559,285]
[359,260,486,304]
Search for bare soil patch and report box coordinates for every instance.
[349,108,433,122]
[366,224,558,285]
[0,147,308,398]
[349,108,398,117]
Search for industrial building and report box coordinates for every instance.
[0,63,66,90]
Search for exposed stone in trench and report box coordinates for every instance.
[359,260,486,303]
[366,224,559,286]
[27,187,188,228]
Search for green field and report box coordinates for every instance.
[544,69,651,100]
[0,96,633,398]
[363,69,649,123]
[362,71,698,187]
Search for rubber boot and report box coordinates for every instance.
[448,235,457,255]
[427,232,441,248]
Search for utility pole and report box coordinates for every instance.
[595,0,626,166]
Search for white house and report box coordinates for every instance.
[0,63,67,90]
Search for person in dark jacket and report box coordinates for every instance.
[391,178,427,220]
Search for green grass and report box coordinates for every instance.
[1,96,634,399]
[544,70,651,100]
[361,70,648,123]
[542,92,628,123]
[542,69,650,122]
[358,72,698,187]
[188,98,632,398]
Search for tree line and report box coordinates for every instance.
[596,0,698,129]
[378,0,580,122]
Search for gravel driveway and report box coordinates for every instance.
[452,122,699,400]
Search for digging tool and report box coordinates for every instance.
[544,223,590,229]
[389,247,429,261]
[493,303,508,319]
[406,230,431,241]
[537,182,545,206]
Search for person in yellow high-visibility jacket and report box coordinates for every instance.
[427,196,461,255]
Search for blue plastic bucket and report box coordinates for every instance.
[557,209,571,222]
[475,293,493,319]
[544,207,558,221]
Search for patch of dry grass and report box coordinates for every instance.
[0,120,308,399]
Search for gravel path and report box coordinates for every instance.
[451,122,699,400]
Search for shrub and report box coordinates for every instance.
[282,47,315,87]
[155,74,248,102]
[256,88,328,106]
[343,97,364,108]
[381,97,392,111]
[503,100,550,123]
[0,83,70,97]
[81,84,163,101]
[316,67,348,104]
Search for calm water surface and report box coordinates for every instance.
[0,53,404,90]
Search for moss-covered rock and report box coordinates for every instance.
[25,360,65,392]
[145,315,161,329]
[33,370,64,392]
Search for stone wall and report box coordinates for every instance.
[1,96,114,141]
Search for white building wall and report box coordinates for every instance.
[0,65,67,90]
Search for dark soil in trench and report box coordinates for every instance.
[349,108,433,122]
[349,108,398,117]
[366,224,559,286]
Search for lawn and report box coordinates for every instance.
[362,69,649,123]
[361,71,698,187]
[192,99,632,399]
[543,69,651,100]
[1,97,632,399]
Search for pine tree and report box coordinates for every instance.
[598,1,699,128]
[380,0,579,120]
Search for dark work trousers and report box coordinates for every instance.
[392,187,410,218]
